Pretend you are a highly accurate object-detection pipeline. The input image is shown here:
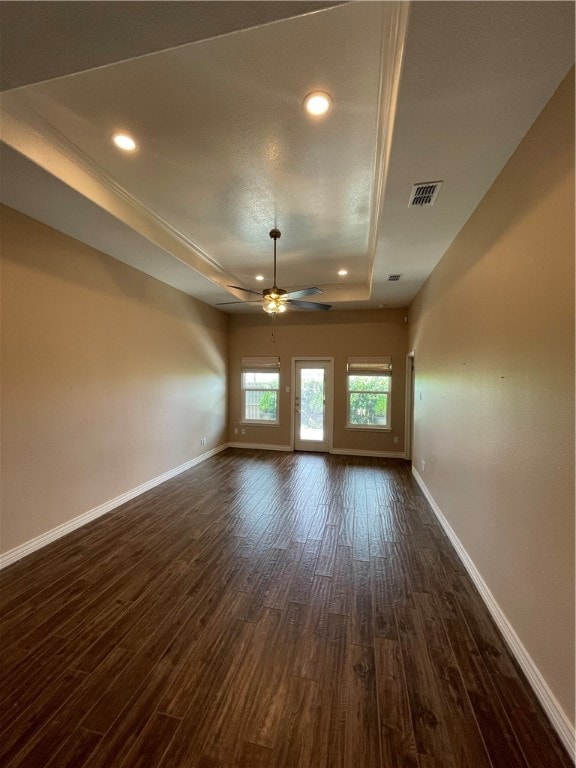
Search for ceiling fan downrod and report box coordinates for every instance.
[270,228,281,290]
[262,228,287,313]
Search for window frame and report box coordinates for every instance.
[240,358,281,426]
[345,357,392,431]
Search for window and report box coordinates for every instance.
[346,357,392,429]
[241,357,280,424]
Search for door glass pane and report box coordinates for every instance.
[299,368,325,442]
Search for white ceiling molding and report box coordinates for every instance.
[0,106,244,293]
[366,1,410,296]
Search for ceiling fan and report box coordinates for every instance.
[217,229,331,314]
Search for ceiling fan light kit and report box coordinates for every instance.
[263,298,287,314]
[263,282,287,314]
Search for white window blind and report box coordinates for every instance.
[241,356,280,371]
[346,356,392,373]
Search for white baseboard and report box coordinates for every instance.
[227,442,292,452]
[412,467,576,758]
[226,445,407,459]
[0,444,228,570]
[331,448,406,459]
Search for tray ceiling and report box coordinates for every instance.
[1,1,574,312]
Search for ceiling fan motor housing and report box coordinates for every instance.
[263,287,286,299]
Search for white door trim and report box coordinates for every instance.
[404,350,415,460]
[291,357,334,453]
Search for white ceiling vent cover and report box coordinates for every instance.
[388,274,403,281]
[408,181,443,207]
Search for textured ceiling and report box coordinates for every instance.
[1,1,574,313]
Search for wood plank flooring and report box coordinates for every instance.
[0,449,572,767]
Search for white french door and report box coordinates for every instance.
[293,359,333,452]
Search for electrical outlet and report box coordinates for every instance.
[393,436,399,444]
[241,428,246,435]
[421,459,426,472]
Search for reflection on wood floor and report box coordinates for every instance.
[0,449,571,767]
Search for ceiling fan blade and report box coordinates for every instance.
[285,286,322,300]
[216,300,262,306]
[226,285,263,297]
[287,300,332,311]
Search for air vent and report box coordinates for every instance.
[388,274,403,282]
[408,181,443,207]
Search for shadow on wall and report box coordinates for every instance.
[1,204,230,333]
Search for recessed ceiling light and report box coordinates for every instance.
[338,269,348,276]
[304,91,333,118]
[255,275,265,281]
[112,133,138,152]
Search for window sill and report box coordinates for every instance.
[345,426,392,433]
[239,421,280,427]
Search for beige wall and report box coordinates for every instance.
[1,205,229,555]
[408,69,575,726]
[228,309,408,453]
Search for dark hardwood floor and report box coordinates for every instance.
[0,449,572,767]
